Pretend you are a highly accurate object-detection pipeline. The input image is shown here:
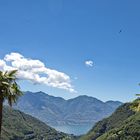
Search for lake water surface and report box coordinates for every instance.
[52,124,93,136]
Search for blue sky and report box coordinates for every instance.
[0,0,140,102]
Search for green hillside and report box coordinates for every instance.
[1,106,74,140]
[97,112,140,140]
[81,99,140,140]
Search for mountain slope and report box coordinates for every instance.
[81,100,140,140]
[15,91,122,126]
[62,96,116,125]
[97,112,140,140]
[105,101,122,110]
[2,106,74,140]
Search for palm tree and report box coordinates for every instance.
[0,70,23,136]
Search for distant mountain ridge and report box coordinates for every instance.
[15,91,122,126]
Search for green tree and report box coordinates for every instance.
[0,70,22,136]
[131,87,140,112]
[136,94,140,97]
[134,84,140,111]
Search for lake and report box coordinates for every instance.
[52,124,93,136]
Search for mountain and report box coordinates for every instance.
[81,99,140,140]
[15,91,122,126]
[2,106,75,140]
[105,100,122,109]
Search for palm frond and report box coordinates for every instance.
[0,70,23,107]
[7,70,18,77]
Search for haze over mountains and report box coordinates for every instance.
[15,91,122,126]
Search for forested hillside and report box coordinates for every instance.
[2,106,75,140]
[81,99,140,140]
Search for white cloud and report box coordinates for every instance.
[85,60,93,67]
[0,52,76,92]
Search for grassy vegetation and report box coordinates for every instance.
[97,112,140,140]
[81,99,140,140]
[1,90,140,140]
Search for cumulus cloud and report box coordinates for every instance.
[0,52,75,92]
[85,60,94,67]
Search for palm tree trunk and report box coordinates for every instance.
[0,97,3,137]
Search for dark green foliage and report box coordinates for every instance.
[97,112,140,140]
[81,100,140,140]
[1,106,74,140]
